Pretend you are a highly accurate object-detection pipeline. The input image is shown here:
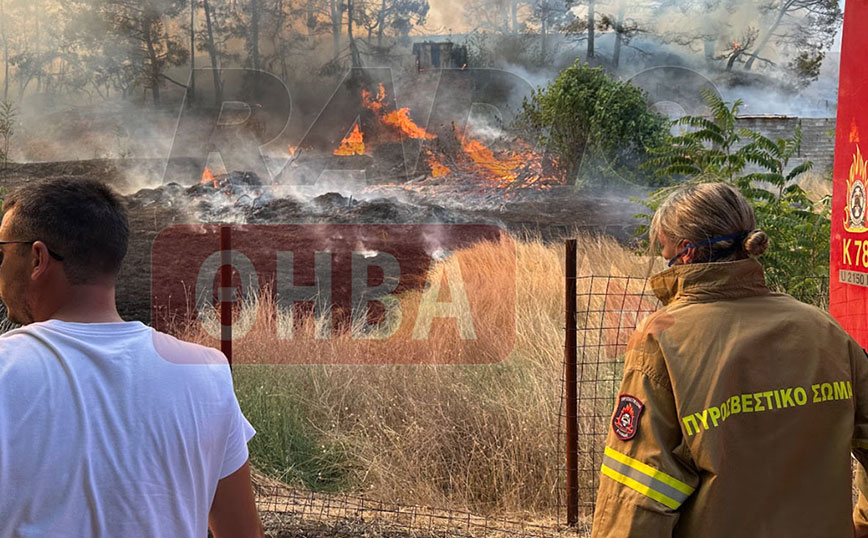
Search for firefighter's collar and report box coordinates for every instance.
[649,258,769,306]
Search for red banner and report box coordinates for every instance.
[830,1,868,347]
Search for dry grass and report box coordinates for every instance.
[175,232,646,519]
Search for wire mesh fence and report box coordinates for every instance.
[570,273,660,517]
[253,470,578,538]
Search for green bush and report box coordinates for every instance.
[515,61,668,188]
[639,90,831,301]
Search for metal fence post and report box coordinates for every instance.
[220,225,233,367]
[565,239,578,526]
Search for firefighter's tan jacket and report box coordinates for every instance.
[591,258,868,538]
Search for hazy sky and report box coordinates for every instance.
[425,0,847,50]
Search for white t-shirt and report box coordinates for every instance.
[0,320,256,537]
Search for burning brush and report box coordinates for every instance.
[324,82,565,194]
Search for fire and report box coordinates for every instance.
[362,83,436,140]
[330,84,566,192]
[334,124,366,156]
[362,84,386,115]
[459,131,524,186]
[733,42,741,50]
[452,128,562,190]
[383,109,437,140]
[288,145,298,157]
[200,166,219,188]
[851,119,861,144]
[426,150,451,177]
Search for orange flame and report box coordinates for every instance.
[460,132,523,185]
[426,150,451,177]
[288,145,298,157]
[200,166,219,188]
[334,124,365,156]
[328,84,567,191]
[453,129,562,190]
[383,109,437,140]
[851,120,861,144]
[363,83,436,140]
[362,84,387,114]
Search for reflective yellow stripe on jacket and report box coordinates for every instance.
[600,447,695,510]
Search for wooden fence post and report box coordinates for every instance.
[565,239,578,526]
[220,225,232,366]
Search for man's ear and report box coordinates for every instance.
[29,242,54,281]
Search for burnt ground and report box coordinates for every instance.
[0,159,645,325]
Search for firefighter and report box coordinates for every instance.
[591,182,868,537]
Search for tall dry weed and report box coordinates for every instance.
[175,233,646,516]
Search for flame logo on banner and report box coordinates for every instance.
[845,146,868,233]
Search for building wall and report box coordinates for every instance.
[734,116,836,174]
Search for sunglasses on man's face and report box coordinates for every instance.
[0,241,64,266]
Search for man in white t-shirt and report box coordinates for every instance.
[0,178,262,537]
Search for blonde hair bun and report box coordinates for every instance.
[744,230,769,256]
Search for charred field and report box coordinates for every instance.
[0,156,643,325]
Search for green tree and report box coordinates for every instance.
[0,100,15,170]
[735,128,829,298]
[643,90,752,183]
[515,61,667,187]
[743,0,842,72]
[73,0,189,105]
[790,50,825,88]
[641,90,831,300]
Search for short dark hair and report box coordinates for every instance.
[2,178,129,284]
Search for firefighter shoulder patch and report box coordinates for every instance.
[612,394,644,441]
